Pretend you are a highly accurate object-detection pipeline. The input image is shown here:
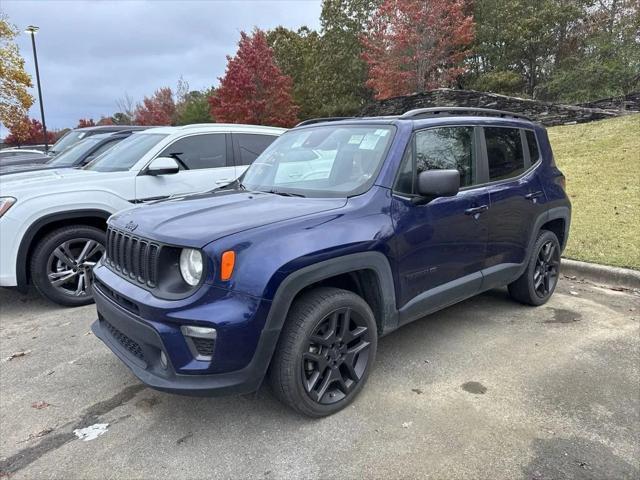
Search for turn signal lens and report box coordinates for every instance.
[220,250,235,281]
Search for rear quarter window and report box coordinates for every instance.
[485,127,526,181]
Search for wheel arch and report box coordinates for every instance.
[16,209,112,291]
[264,251,398,338]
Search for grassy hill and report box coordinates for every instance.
[548,114,640,270]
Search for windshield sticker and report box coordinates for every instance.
[374,129,389,137]
[291,131,312,148]
[359,133,381,150]
[348,135,364,144]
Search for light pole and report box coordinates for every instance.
[25,25,48,151]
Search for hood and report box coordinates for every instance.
[0,154,49,167]
[0,163,56,175]
[0,168,117,197]
[110,190,347,248]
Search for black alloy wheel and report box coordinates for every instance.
[508,229,561,306]
[269,287,378,417]
[302,306,372,405]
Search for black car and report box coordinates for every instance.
[47,125,148,157]
[0,129,148,175]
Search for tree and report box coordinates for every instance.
[133,87,175,126]
[362,0,475,99]
[0,14,34,130]
[210,29,298,127]
[316,0,379,114]
[175,89,214,125]
[77,118,96,128]
[267,26,322,119]
[97,116,114,125]
[5,117,56,146]
[114,93,135,124]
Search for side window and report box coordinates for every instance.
[485,127,526,181]
[525,130,540,163]
[159,134,226,170]
[84,139,119,163]
[394,126,474,194]
[235,134,277,165]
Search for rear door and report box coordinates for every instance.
[481,126,547,288]
[231,133,279,177]
[135,133,234,201]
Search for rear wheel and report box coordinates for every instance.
[269,287,377,417]
[508,229,561,306]
[30,225,105,306]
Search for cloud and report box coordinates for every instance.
[1,0,322,130]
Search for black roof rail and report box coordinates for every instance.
[399,107,533,122]
[295,117,354,127]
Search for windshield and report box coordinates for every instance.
[49,130,90,156]
[47,137,103,167]
[85,133,167,172]
[242,125,394,197]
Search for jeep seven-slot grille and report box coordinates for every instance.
[105,227,161,287]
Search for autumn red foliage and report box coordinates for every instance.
[97,116,114,126]
[77,118,96,128]
[210,29,298,127]
[5,116,57,146]
[133,87,175,126]
[362,0,474,99]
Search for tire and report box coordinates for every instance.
[508,229,561,306]
[30,225,105,307]
[268,287,378,417]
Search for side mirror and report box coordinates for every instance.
[417,169,460,198]
[146,157,180,176]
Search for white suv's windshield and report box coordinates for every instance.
[85,133,167,172]
[242,125,394,197]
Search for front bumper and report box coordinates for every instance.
[91,275,279,396]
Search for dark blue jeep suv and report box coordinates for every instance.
[91,108,571,417]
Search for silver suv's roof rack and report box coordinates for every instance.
[399,107,532,121]
[295,117,354,127]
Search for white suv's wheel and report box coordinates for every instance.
[30,226,105,306]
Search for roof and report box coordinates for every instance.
[137,123,287,136]
[74,125,147,132]
[296,107,538,130]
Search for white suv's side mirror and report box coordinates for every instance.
[146,157,180,176]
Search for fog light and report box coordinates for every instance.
[160,351,168,370]
[181,325,216,362]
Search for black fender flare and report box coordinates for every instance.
[15,209,111,292]
[515,206,571,280]
[249,251,398,380]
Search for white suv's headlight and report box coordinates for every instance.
[179,248,203,286]
[0,197,16,218]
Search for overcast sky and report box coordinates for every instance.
[1,0,322,134]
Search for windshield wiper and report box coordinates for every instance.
[263,189,306,198]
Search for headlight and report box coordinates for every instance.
[179,248,203,286]
[0,197,16,218]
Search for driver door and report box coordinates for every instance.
[134,133,234,202]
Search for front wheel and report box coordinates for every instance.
[30,225,105,306]
[269,287,377,417]
[508,229,561,306]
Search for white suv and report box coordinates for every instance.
[0,124,284,306]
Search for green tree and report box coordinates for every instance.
[315,0,380,115]
[544,0,640,102]
[0,14,34,130]
[268,0,379,119]
[267,27,321,119]
[176,89,214,125]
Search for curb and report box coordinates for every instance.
[561,258,640,290]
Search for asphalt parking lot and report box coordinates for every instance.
[1,277,638,479]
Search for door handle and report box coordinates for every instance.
[465,205,489,215]
[215,178,233,185]
[525,191,544,201]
